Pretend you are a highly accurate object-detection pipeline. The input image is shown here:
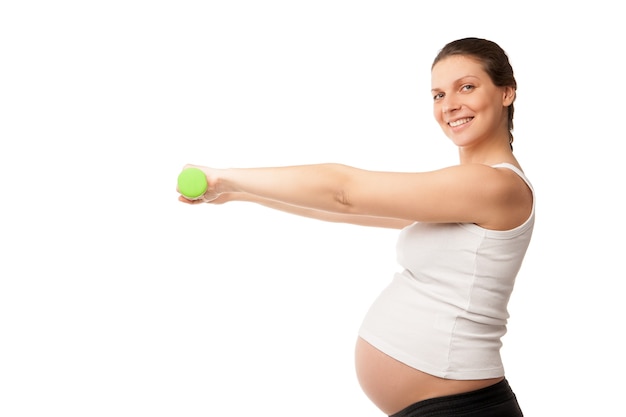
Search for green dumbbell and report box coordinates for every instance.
[177,167,208,200]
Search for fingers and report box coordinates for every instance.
[182,163,201,171]
[177,192,216,204]
[177,193,207,204]
[178,195,197,204]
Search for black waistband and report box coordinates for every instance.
[390,379,521,417]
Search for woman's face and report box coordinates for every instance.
[431,55,513,149]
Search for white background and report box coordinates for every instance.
[1,1,624,415]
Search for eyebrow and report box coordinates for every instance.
[431,75,480,92]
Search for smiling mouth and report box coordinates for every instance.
[448,117,473,127]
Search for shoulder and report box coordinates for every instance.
[429,163,532,229]
[475,164,534,230]
[428,164,519,198]
[442,163,528,193]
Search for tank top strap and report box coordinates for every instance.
[491,162,533,192]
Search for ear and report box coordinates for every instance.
[502,86,515,107]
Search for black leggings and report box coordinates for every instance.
[389,379,523,417]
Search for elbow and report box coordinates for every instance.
[334,188,352,210]
[326,163,357,213]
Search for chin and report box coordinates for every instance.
[447,136,471,148]
[447,132,482,148]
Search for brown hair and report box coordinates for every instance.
[432,38,517,149]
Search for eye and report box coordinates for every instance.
[461,84,474,92]
[433,92,444,101]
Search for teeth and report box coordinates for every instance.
[449,117,472,127]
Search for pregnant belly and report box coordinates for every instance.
[354,337,503,415]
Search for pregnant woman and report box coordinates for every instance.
[179,37,533,416]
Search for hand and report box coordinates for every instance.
[177,164,221,204]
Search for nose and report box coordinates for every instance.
[441,96,460,114]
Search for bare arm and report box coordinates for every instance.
[210,192,413,229]
[179,162,531,230]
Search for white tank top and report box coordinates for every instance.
[358,163,535,379]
